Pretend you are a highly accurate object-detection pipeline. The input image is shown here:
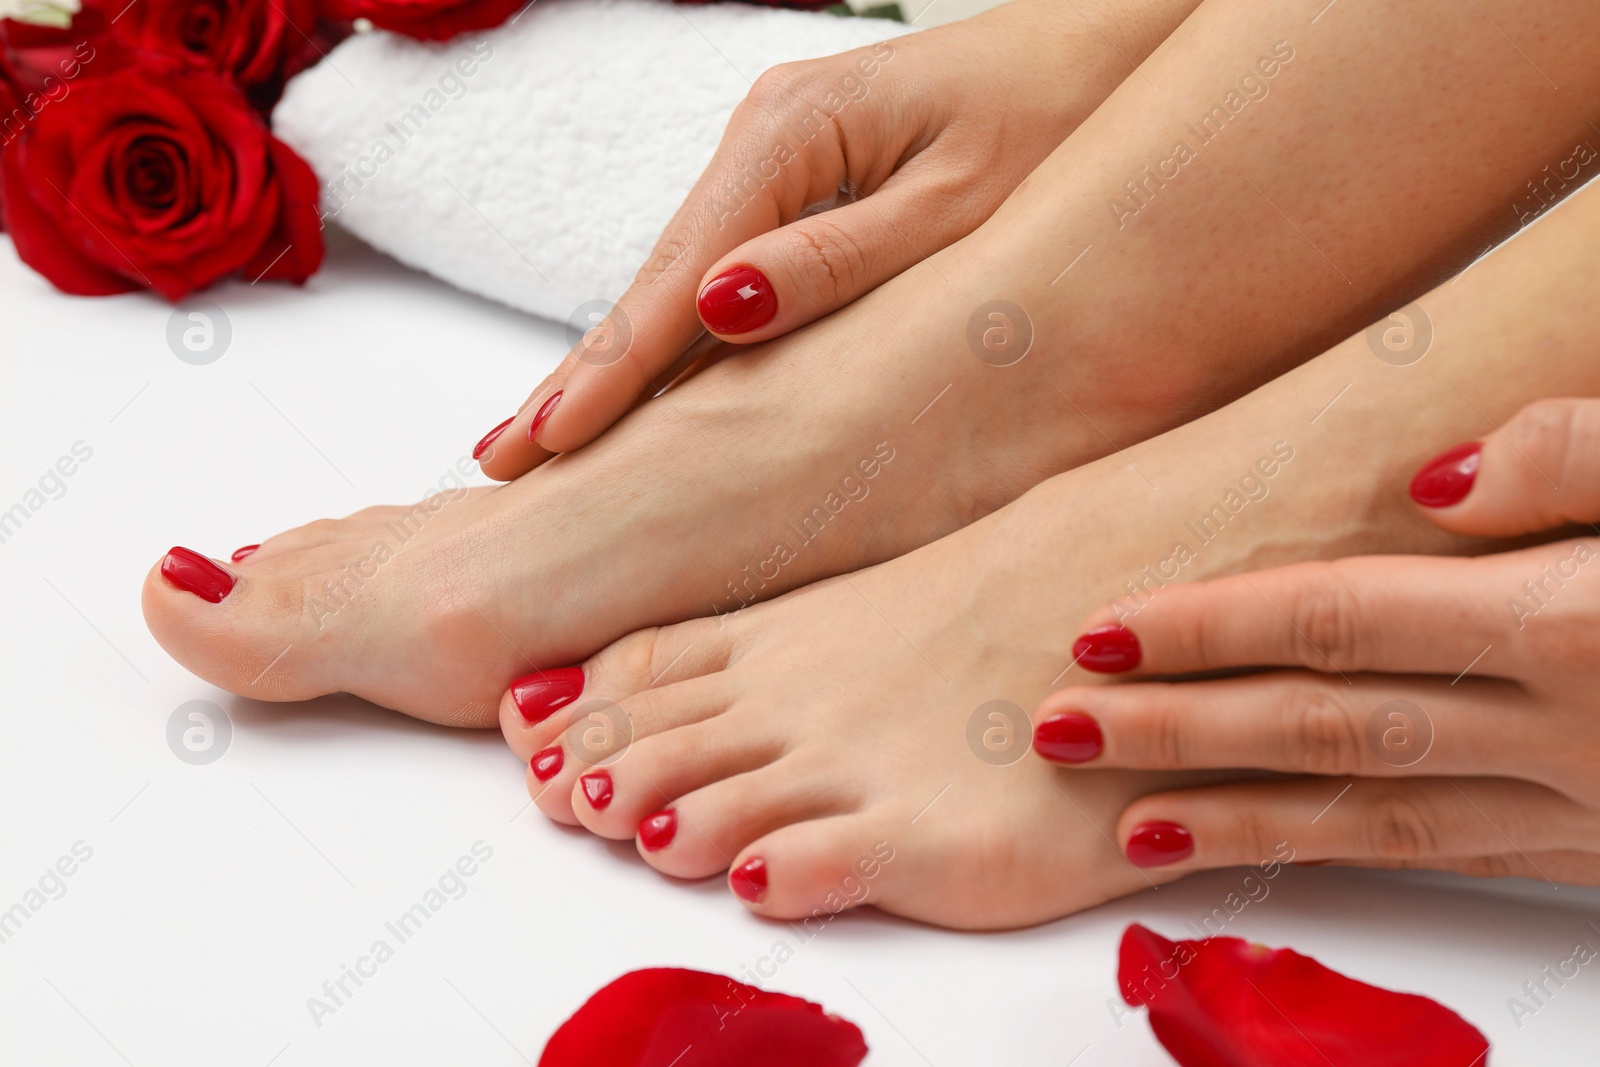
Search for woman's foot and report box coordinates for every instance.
[500,185,1600,927]
[143,0,1600,725]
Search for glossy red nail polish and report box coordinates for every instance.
[1033,712,1104,763]
[509,667,584,725]
[580,771,613,810]
[528,392,562,447]
[230,544,260,563]
[697,266,777,335]
[730,857,767,902]
[1126,821,1194,867]
[530,747,564,782]
[639,809,677,852]
[160,547,235,603]
[1073,625,1141,673]
[1409,442,1480,508]
[473,416,514,460]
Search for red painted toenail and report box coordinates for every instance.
[160,547,236,603]
[580,771,613,810]
[638,809,677,851]
[1073,625,1141,673]
[528,392,562,447]
[1409,442,1480,508]
[1033,712,1104,763]
[510,667,584,725]
[1125,821,1194,867]
[473,416,515,460]
[230,544,260,562]
[531,747,564,782]
[698,266,777,335]
[730,858,767,903]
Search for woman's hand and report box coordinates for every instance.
[1033,397,1600,885]
[475,0,1200,478]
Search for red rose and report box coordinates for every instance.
[1,60,323,299]
[111,0,330,98]
[319,0,524,42]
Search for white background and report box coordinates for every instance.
[2,231,1597,1065]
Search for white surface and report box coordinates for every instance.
[276,0,909,324]
[2,232,1599,1065]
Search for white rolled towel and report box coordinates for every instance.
[275,0,911,324]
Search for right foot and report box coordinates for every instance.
[142,0,1600,724]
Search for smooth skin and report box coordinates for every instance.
[498,174,1600,929]
[145,0,1600,729]
[481,0,1203,472]
[1037,396,1600,886]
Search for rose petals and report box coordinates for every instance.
[538,968,868,1067]
[1118,924,1490,1067]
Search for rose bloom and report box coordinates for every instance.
[319,0,525,43]
[110,0,327,98]
[1,59,323,298]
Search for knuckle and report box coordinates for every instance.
[1282,686,1365,775]
[1504,398,1585,490]
[1360,789,1441,860]
[1224,807,1286,865]
[1286,565,1370,672]
[744,61,821,114]
[785,215,869,306]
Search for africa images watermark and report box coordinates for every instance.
[1108,40,1296,230]
[709,440,897,621]
[709,41,896,230]
[1506,539,1594,630]
[319,39,496,221]
[0,440,94,548]
[0,40,96,147]
[0,841,95,949]
[1505,923,1600,1031]
[305,840,495,1028]
[1101,439,1296,624]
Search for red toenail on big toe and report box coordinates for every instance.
[531,747,564,782]
[1073,625,1141,673]
[510,667,584,725]
[639,810,677,852]
[730,858,767,902]
[580,771,613,810]
[161,547,236,603]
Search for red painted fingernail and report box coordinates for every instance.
[530,747,564,782]
[1126,821,1194,867]
[730,858,767,902]
[230,544,260,563]
[528,391,562,447]
[697,266,777,335]
[473,416,514,460]
[1073,625,1141,673]
[509,667,583,725]
[1409,442,1480,508]
[160,547,236,603]
[1033,712,1104,763]
[639,809,677,852]
[580,771,613,810]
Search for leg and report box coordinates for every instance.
[504,182,1600,928]
[143,0,1600,724]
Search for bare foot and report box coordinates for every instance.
[500,187,1600,928]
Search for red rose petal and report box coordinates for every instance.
[1117,924,1490,1067]
[539,968,868,1067]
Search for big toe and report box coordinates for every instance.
[142,546,335,703]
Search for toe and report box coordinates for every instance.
[568,714,784,840]
[632,755,860,881]
[727,812,897,922]
[142,547,330,702]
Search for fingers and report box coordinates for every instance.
[1411,397,1600,536]
[477,53,935,477]
[1074,554,1522,680]
[1034,672,1533,778]
[1110,776,1594,873]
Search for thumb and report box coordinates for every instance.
[1411,397,1600,536]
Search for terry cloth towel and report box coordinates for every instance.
[275,0,911,325]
